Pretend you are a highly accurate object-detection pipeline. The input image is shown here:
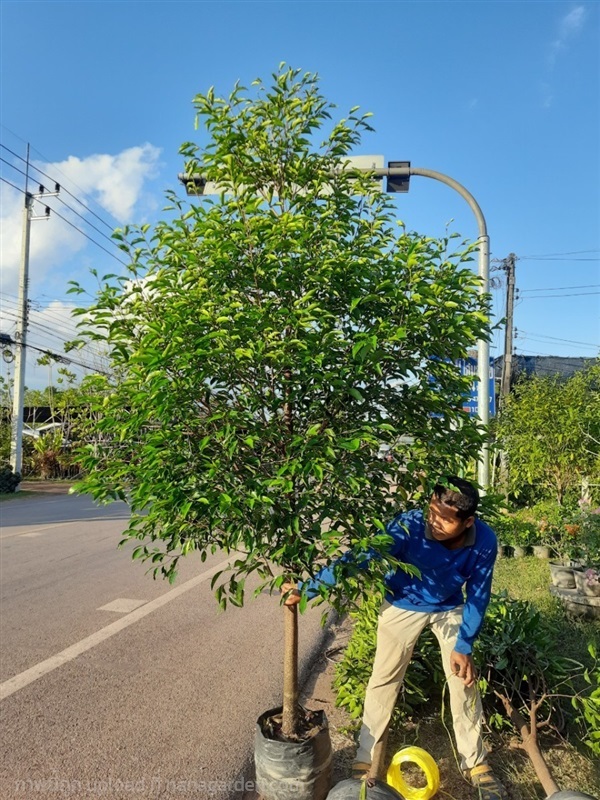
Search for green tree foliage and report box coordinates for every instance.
[496,365,600,505]
[69,67,491,735]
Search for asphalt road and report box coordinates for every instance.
[0,493,330,800]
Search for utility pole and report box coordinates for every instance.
[500,253,516,399]
[10,145,57,477]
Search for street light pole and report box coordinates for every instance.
[372,164,490,490]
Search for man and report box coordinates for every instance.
[284,477,507,800]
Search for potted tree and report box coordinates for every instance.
[475,593,600,798]
[70,67,491,800]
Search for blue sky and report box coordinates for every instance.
[1,0,599,391]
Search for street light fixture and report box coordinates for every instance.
[178,161,491,489]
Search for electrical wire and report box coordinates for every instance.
[0,305,109,360]
[0,175,25,195]
[519,284,600,292]
[520,249,600,258]
[38,204,129,267]
[516,330,600,348]
[1,158,126,255]
[519,291,600,299]
[1,141,115,231]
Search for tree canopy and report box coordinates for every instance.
[496,364,600,504]
[70,66,491,611]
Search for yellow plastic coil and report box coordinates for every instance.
[386,746,440,800]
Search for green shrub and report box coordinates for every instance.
[492,514,537,548]
[0,464,21,494]
[474,592,599,755]
[333,589,599,758]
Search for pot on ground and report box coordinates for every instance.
[532,545,551,559]
[326,779,405,800]
[573,569,600,597]
[547,792,598,800]
[513,545,529,558]
[549,562,576,589]
[255,707,332,800]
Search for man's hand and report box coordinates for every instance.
[281,582,301,606]
[449,650,477,687]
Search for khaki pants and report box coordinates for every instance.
[355,601,487,771]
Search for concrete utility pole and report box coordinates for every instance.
[10,191,34,476]
[10,145,57,477]
[500,253,516,398]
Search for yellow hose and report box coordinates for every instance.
[386,746,440,800]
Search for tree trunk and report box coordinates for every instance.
[498,695,559,797]
[281,603,299,738]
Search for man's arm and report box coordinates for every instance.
[454,546,497,656]
[449,546,496,687]
[282,513,410,605]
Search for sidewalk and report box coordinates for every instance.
[18,480,74,495]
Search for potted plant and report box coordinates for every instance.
[475,593,600,798]
[69,67,492,800]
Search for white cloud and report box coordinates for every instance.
[52,144,161,221]
[0,144,161,297]
[549,5,586,64]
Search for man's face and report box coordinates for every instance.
[427,496,474,542]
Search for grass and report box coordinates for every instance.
[493,555,599,657]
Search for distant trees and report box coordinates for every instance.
[495,364,600,504]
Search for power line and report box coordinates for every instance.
[516,330,600,348]
[41,204,129,267]
[519,284,600,293]
[519,249,600,258]
[519,335,599,352]
[0,175,25,195]
[25,341,111,375]
[519,291,600,299]
[1,158,126,260]
[1,141,115,231]
[520,257,600,262]
[1,306,108,360]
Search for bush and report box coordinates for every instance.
[474,592,599,757]
[0,464,21,494]
[333,589,599,763]
[492,514,538,548]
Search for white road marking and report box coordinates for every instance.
[1,522,72,540]
[1,518,129,540]
[98,598,146,613]
[21,533,44,538]
[0,558,230,702]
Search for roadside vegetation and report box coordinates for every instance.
[334,556,599,798]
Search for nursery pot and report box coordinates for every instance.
[255,707,333,800]
[549,562,576,589]
[512,545,529,558]
[573,569,600,598]
[532,545,551,559]
[326,779,405,800]
[546,792,598,800]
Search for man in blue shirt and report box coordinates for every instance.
[285,476,507,800]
